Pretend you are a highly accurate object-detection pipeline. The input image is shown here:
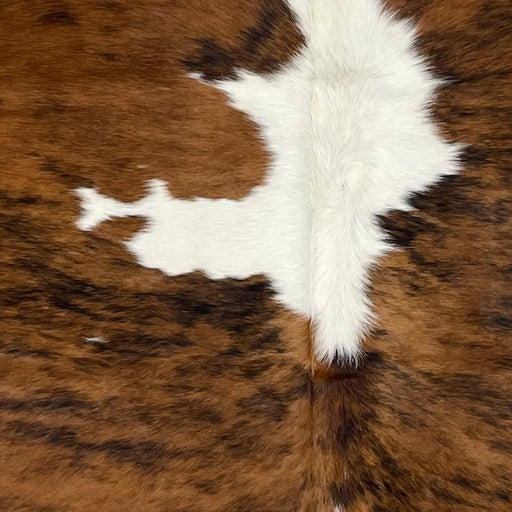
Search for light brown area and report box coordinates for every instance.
[0,0,510,511]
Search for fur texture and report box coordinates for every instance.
[302,0,460,360]
[76,0,459,361]
[0,0,510,510]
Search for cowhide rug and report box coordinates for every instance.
[0,0,510,511]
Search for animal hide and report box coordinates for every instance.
[0,0,510,511]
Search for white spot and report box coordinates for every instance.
[75,0,459,362]
[83,336,108,344]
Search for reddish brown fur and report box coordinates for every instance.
[0,0,511,511]
[329,1,512,510]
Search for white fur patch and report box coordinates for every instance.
[75,0,459,362]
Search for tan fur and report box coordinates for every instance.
[0,0,510,510]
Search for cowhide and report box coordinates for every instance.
[0,1,510,511]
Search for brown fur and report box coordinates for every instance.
[331,1,512,510]
[0,0,510,511]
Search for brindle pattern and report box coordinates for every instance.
[0,0,510,511]
[326,1,512,510]
[0,1,317,511]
